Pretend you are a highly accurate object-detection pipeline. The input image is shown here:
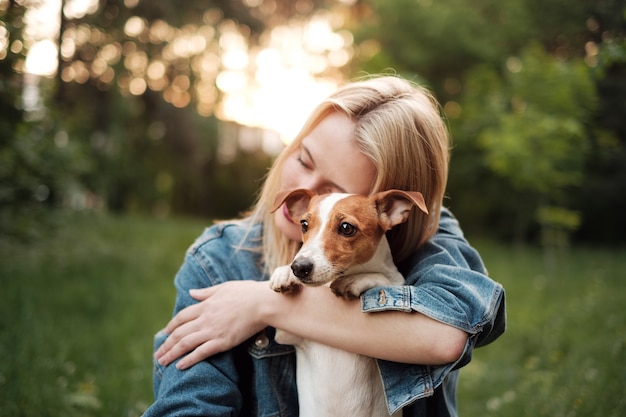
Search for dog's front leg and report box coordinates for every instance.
[330,273,391,299]
[269,264,302,294]
[269,265,304,347]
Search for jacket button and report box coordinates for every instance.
[254,333,269,348]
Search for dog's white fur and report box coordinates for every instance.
[269,189,428,417]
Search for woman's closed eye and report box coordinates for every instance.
[294,145,347,194]
[297,145,316,170]
[297,155,312,170]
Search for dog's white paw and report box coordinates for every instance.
[269,265,302,294]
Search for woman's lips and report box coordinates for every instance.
[282,203,295,224]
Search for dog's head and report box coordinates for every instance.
[272,189,428,286]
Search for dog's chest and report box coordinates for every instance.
[293,340,393,417]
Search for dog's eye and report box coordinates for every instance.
[300,219,309,233]
[338,222,357,237]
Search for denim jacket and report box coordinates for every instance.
[143,208,506,417]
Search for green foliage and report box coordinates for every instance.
[0,4,89,239]
[351,0,534,97]
[0,67,91,238]
[468,44,595,195]
[0,0,298,238]
[0,116,90,239]
[536,206,581,232]
[575,35,626,243]
[351,0,626,244]
[1,214,625,416]
[459,240,626,416]
[536,206,582,251]
[2,0,625,244]
[594,39,626,77]
[464,44,597,246]
[481,109,586,193]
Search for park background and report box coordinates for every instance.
[1,0,625,415]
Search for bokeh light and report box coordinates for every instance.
[15,2,353,143]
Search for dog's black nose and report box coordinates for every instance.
[291,257,314,280]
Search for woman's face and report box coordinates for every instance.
[275,112,377,242]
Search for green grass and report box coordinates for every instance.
[1,213,624,416]
[458,241,626,416]
[0,212,205,417]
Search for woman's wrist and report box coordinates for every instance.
[254,280,287,328]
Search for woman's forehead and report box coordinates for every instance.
[301,114,376,194]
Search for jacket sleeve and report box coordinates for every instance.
[360,208,506,413]
[142,251,244,417]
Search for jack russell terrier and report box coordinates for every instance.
[269,188,429,417]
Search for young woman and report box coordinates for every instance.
[143,76,506,416]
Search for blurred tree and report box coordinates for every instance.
[1,0,333,226]
[348,0,533,100]
[3,0,624,244]
[576,37,626,243]
[348,0,626,244]
[52,1,261,217]
[0,1,88,238]
[466,43,596,247]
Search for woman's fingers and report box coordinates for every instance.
[161,288,214,336]
[157,323,238,368]
[189,287,212,300]
[175,340,223,370]
[155,320,202,364]
[163,299,201,334]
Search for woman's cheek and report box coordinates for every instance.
[274,207,302,242]
[280,157,302,191]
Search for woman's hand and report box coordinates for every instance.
[154,280,270,370]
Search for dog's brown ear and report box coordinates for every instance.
[271,189,316,218]
[271,190,292,213]
[374,190,429,231]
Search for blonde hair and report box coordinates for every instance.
[249,75,450,273]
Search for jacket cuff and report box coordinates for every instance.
[361,286,413,313]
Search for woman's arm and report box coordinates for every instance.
[262,283,469,365]
[156,281,466,370]
[156,209,505,370]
